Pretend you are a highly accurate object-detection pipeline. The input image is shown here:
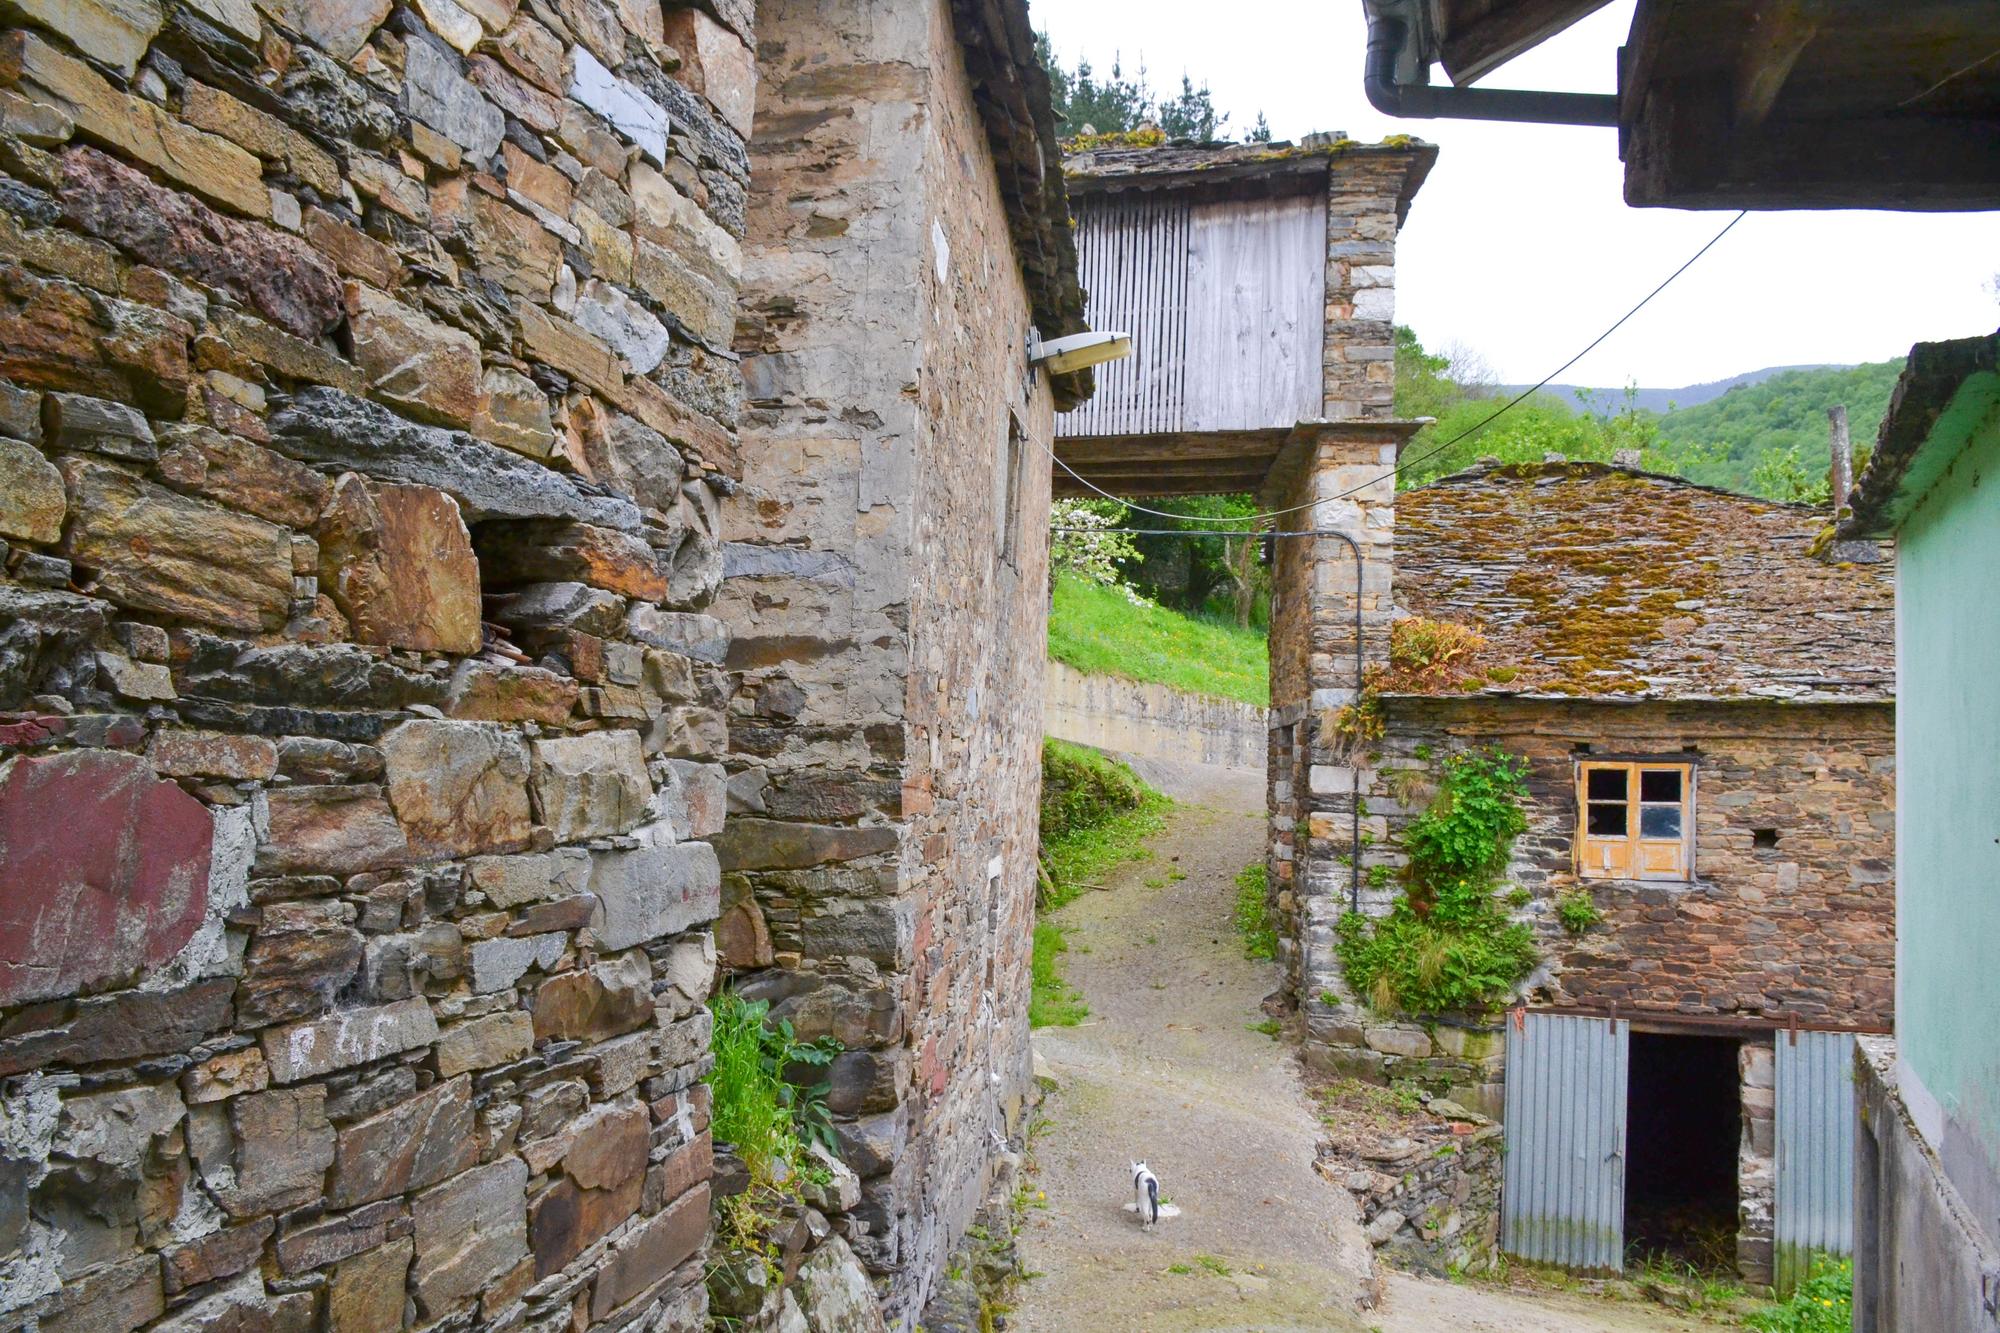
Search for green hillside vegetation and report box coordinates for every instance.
[1032,740,1168,1027]
[1650,359,1899,498]
[1046,572,1269,707]
[1395,326,1900,504]
[1394,328,1666,489]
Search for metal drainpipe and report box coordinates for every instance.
[1361,3,1619,127]
[1050,525,1365,914]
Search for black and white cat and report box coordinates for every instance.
[1130,1161,1160,1228]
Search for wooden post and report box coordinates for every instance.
[1827,403,1853,514]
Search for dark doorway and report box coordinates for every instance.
[1625,1032,1741,1272]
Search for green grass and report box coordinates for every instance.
[1233,862,1276,960]
[1047,573,1269,707]
[1039,741,1169,911]
[1033,741,1170,1029]
[1029,922,1089,1027]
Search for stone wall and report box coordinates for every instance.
[1371,696,1897,1029]
[1327,1116,1503,1277]
[1043,661,1265,772]
[0,0,757,1324]
[723,0,1059,1323]
[1739,1037,1776,1288]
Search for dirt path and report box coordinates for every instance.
[1014,801,1377,1332]
[1013,795,1739,1333]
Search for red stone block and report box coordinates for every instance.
[0,749,213,1005]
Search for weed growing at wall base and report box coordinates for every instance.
[708,992,842,1186]
[1233,862,1276,960]
[1745,1256,1851,1332]
[1030,922,1089,1027]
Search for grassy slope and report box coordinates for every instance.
[1046,573,1269,708]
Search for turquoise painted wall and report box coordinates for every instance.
[1896,390,2000,1185]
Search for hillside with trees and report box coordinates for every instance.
[1394,327,1898,504]
[1035,34,1270,143]
[1648,360,1899,498]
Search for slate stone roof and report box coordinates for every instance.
[1392,461,1895,702]
[948,0,1091,406]
[1064,135,1438,225]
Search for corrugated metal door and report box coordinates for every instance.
[1501,1010,1630,1272]
[1774,1030,1857,1296]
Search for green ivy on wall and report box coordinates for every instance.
[1336,748,1538,1015]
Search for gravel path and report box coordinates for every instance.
[1012,793,1740,1333]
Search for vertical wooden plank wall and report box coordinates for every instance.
[1059,194,1192,436]
[1184,193,1326,430]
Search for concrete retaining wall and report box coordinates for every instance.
[1043,661,1266,771]
[1853,1036,2000,1332]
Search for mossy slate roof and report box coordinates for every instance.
[1392,462,1895,702]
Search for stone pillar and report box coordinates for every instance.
[1740,1038,1778,1289]
[1264,421,1419,1060]
[1323,157,1410,421]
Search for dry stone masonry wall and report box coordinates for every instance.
[1374,698,1896,1031]
[0,0,761,1323]
[1264,423,1411,1059]
[721,0,1073,1323]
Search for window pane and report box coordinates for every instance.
[1640,769,1682,802]
[1588,803,1627,836]
[1640,805,1682,839]
[1586,768,1628,801]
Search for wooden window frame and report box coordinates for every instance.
[1575,760,1695,882]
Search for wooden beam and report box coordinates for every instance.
[1440,0,1616,87]
[1053,475,1271,499]
[1054,461,1275,499]
[1054,429,1291,465]
[1626,96,2000,208]
[1733,0,1820,128]
[1062,456,1280,478]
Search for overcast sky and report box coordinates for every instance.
[1033,0,2000,389]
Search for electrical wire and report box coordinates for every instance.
[1041,209,1750,525]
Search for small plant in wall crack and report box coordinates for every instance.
[1555,889,1602,935]
[1335,748,1538,1016]
[708,991,841,1186]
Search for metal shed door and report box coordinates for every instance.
[1774,1030,1857,1296]
[1501,1010,1630,1272]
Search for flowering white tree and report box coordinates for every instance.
[1048,499,1144,601]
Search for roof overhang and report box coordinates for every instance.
[1063,138,1439,228]
[1363,0,2000,210]
[1841,329,2000,538]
